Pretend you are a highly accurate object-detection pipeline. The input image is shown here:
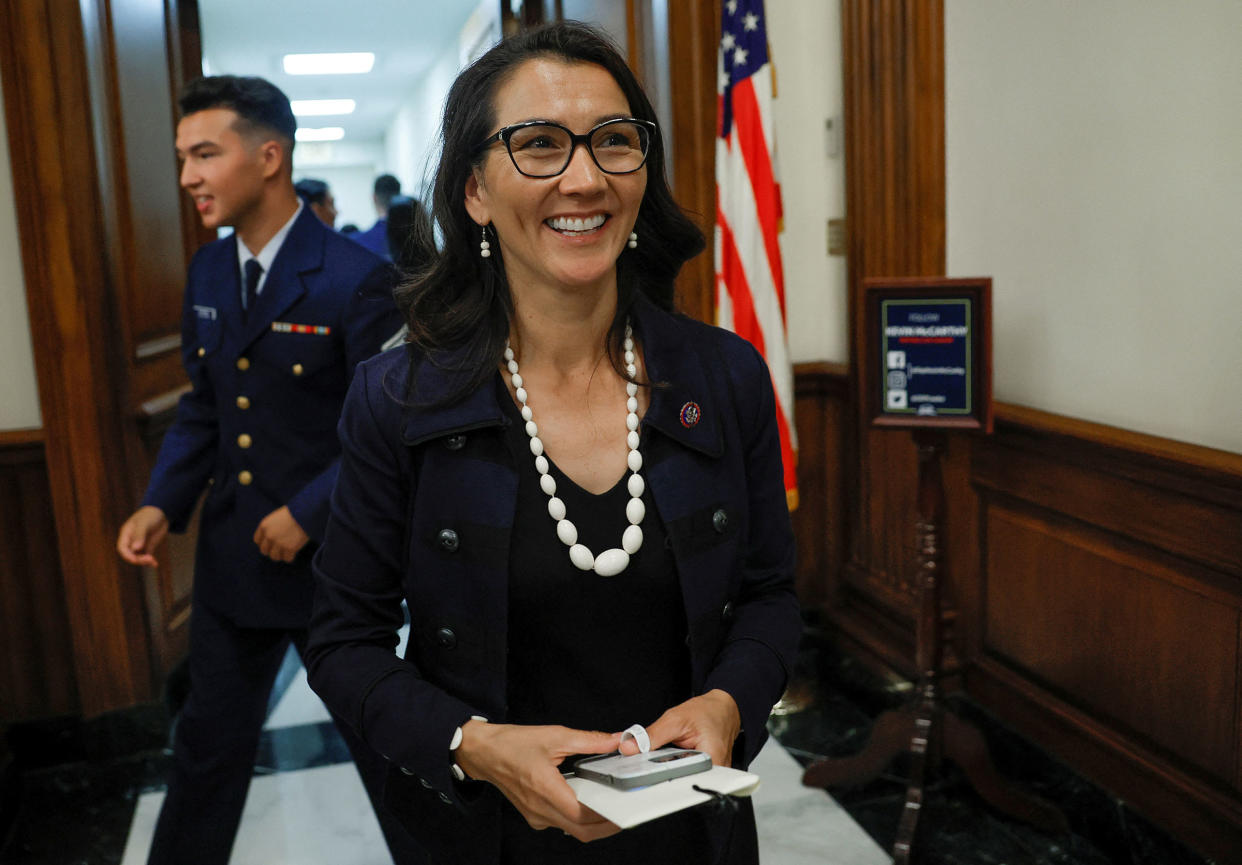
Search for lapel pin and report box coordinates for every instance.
[679,401,701,428]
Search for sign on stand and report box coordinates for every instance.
[863,277,992,433]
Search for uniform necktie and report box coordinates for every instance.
[243,259,263,319]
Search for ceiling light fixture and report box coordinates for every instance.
[283,52,375,75]
[291,99,357,116]
[295,127,346,142]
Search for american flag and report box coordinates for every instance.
[715,0,798,509]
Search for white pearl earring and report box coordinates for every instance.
[480,225,492,258]
[628,231,638,249]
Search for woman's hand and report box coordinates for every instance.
[454,721,623,842]
[617,690,741,768]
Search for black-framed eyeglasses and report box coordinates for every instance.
[474,118,657,178]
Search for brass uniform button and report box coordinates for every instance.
[236,395,250,410]
[236,357,250,371]
[196,347,206,357]
[238,470,253,485]
[291,363,304,376]
[237,434,252,449]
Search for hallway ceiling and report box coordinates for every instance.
[199,0,482,144]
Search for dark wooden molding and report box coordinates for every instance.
[839,0,948,628]
[665,0,718,324]
[0,428,43,449]
[994,402,1242,497]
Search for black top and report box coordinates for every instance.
[500,375,691,732]
[498,377,750,865]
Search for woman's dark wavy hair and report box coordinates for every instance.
[396,20,705,404]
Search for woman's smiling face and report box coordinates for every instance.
[464,58,647,298]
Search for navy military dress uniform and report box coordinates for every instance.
[140,206,424,864]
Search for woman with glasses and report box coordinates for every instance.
[305,21,799,865]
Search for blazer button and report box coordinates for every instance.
[236,357,250,371]
[237,433,252,449]
[238,470,253,486]
[439,792,453,805]
[721,601,735,621]
[236,395,250,410]
[712,509,729,533]
[444,434,466,451]
[437,529,460,552]
[419,777,433,788]
[400,767,415,776]
[292,363,304,376]
[435,627,457,649]
[196,347,206,357]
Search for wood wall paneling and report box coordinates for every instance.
[966,413,1242,864]
[982,504,1238,780]
[0,436,77,722]
[791,363,851,613]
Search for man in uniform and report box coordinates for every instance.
[116,75,420,865]
[352,173,401,259]
[294,176,338,229]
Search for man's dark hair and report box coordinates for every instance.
[179,75,297,152]
[397,21,704,405]
[373,174,402,210]
[295,178,330,206]
[386,196,432,275]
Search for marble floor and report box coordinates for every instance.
[1,630,1217,865]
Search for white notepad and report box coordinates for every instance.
[568,765,761,829]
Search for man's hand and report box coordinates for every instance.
[116,506,170,567]
[617,689,741,769]
[253,506,309,563]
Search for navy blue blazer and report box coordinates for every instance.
[305,295,801,861]
[142,207,402,628]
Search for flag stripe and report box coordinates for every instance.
[718,207,798,495]
[729,75,786,313]
[715,205,767,359]
[717,140,795,421]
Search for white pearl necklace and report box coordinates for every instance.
[503,322,644,577]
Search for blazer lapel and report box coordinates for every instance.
[240,208,322,349]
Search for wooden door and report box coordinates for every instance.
[0,0,202,715]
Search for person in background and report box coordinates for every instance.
[305,22,799,865]
[294,177,338,229]
[115,74,422,865]
[353,172,402,259]
[385,194,432,276]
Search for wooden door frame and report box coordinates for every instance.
[0,0,155,714]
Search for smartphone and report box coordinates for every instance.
[574,748,712,790]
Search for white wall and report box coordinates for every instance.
[294,139,387,230]
[946,0,1242,454]
[383,38,459,203]
[384,0,498,203]
[0,65,42,431]
[765,0,848,364]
